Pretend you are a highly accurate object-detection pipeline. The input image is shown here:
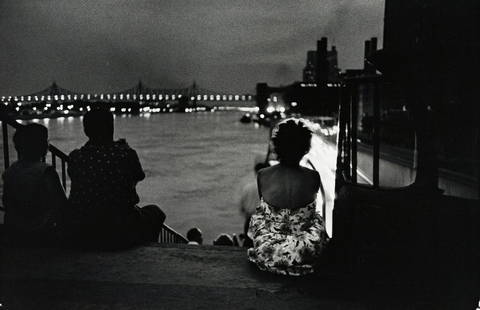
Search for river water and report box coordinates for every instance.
[4,111,269,242]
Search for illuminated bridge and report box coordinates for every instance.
[0,81,254,107]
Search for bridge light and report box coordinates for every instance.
[20,96,24,101]
[159,95,163,100]
[67,95,71,100]
[87,94,91,100]
[203,95,208,101]
[152,94,156,100]
[146,94,150,100]
[80,94,84,99]
[27,96,31,101]
[171,95,176,100]
[210,95,214,101]
[228,95,233,101]
[100,94,104,100]
[74,95,77,100]
[190,96,195,101]
[132,94,137,100]
[113,94,117,100]
[241,95,246,101]
[177,94,181,98]
[60,95,65,101]
[197,95,201,101]
[139,94,143,100]
[106,94,111,100]
[222,95,227,101]
[165,95,169,100]
[120,94,124,100]
[234,95,239,101]
[110,107,115,112]
[216,95,220,101]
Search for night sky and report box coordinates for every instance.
[0,0,384,95]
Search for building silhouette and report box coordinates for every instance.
[302,37,340,84]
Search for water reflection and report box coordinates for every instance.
[46,111,268,242]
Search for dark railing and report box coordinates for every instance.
[0,109,188,243]
[159,224,188,244]
[336,75,381,189]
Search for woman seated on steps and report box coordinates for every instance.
[2,124,67,246]
[247,118,329,276]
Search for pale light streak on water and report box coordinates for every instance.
[32,112,269,242]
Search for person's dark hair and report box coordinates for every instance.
[186,227,203,244]
[83,108,114,141]
[271,118,312,165]
[13,123,49,161]
[213,233,234,246]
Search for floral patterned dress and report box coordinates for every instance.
[247,198,329,276]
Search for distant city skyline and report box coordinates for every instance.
[0,0,384,95]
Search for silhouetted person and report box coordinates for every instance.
[239,161,269,248]
[248,118,329,276]
[2,124,67,246]
[67,108,165,249]
[186,227,203,245]
[213,233,234,246]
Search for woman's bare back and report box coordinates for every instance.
[258,164,320,210]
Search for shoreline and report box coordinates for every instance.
[9,106,258,122]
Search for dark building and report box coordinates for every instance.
[302,51,317,83]
[302,37,340,84]
[378,0,480,181]
[340,0,480,194]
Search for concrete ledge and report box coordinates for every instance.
[0,244,355,309]
[2,243,477,309]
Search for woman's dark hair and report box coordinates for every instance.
[13,123,49,160]
[83,108,114,140]
[271,118,312,165]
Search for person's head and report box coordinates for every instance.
[254,162,269,175]
[271,118,312,166]
[186,227,203,245]
[83,108,114,143]
[213,233,234,246]
[13,123,49,161]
